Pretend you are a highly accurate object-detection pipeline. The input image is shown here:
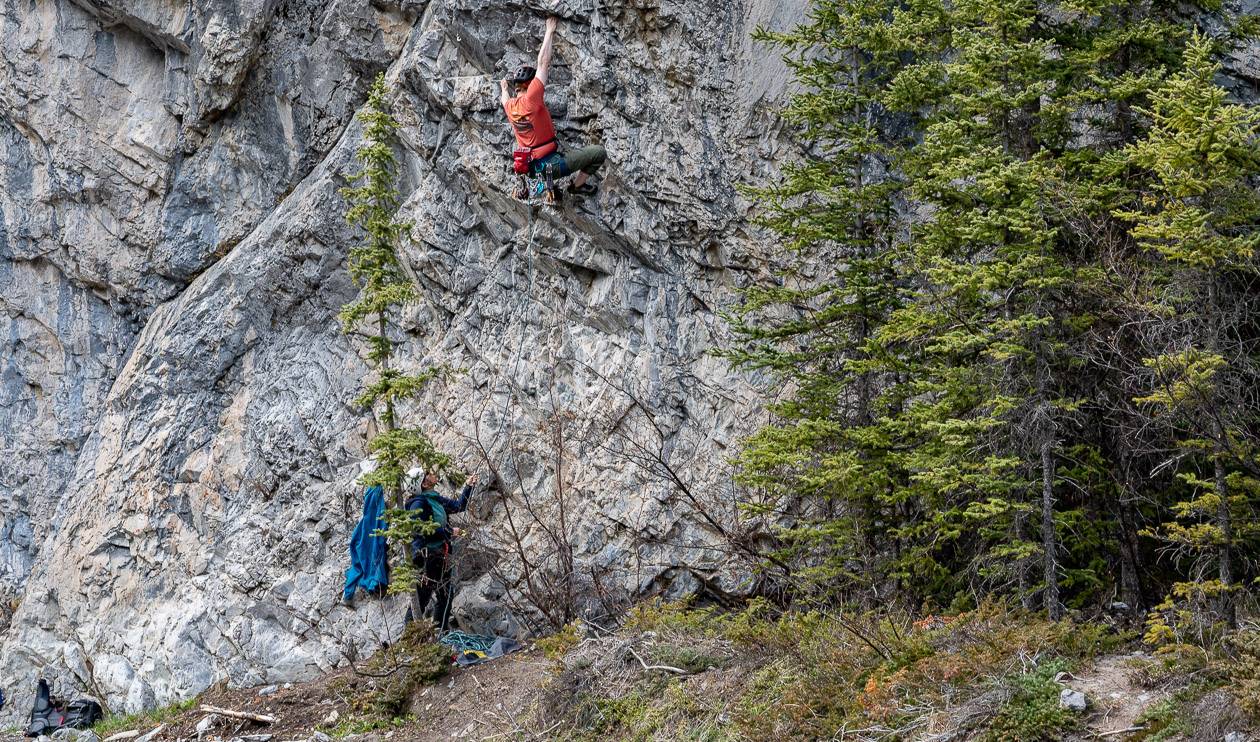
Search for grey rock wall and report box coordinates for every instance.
[0,0,805,719]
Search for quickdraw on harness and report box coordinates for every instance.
[511,137,564,206]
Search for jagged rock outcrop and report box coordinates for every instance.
[0,0,806,719]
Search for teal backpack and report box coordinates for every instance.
[422,492,448,546]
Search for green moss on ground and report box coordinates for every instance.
[92,698,198,738]
[325,714,417,738]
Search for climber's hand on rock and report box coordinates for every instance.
[466,473,480,487]
[546,16,559,33]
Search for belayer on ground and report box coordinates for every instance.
[339,459,484,634]
[502,15,607,205]
[402,468,478,632]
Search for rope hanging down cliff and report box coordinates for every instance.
[491,204,538,463]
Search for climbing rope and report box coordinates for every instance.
[438,630,498,653]
[489,201,539,478]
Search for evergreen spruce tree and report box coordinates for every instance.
[1118,33,1260,630]
[877,0,1101,616]
[725,0,913,602]
[341,75,452,595]
[1055,0,1187,612]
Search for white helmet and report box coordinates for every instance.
[405,466,426,492]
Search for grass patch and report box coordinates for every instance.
[92,698,198,737]
[1133,694,1193,741]
[1126,643,1210,688]
[566,680,736,742]
[649,645,729,673]
[324,714,416,738]
[1130,681,1229,742]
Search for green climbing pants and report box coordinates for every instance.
[564,145,606,176]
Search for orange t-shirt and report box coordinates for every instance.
[504,78,558,159]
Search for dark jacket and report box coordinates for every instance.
[404,484,472,551]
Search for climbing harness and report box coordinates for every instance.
[512,159,564,206]
[506,117,564,206]
[511,137,556,174]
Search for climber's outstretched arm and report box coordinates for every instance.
[536,16,558,85]
[499,78,511,107]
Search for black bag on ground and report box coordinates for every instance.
[25,678,67,737]
[63,699,103,729]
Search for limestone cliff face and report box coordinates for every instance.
[0,0,806,717]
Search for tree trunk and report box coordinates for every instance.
[1214,430,1236,628]
[1035,347,1062,620]
[1040,434,1062,620]
[1206,278,1235,628]
[1014,503,1035,610]
[1112,435,1147,610]
[378,311,421,624]
[1117,490,1146,610]
[378,313,400,506]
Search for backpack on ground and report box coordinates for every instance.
[64,699,103,729]
[25,678,67,738]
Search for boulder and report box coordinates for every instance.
[1059,688,1088,713]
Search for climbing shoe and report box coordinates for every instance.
[567,182,598,196]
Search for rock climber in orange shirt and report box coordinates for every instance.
[500,16,606,197]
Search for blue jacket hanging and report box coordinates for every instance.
[343,484,388,600]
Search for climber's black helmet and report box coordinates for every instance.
[512,65,537,87]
